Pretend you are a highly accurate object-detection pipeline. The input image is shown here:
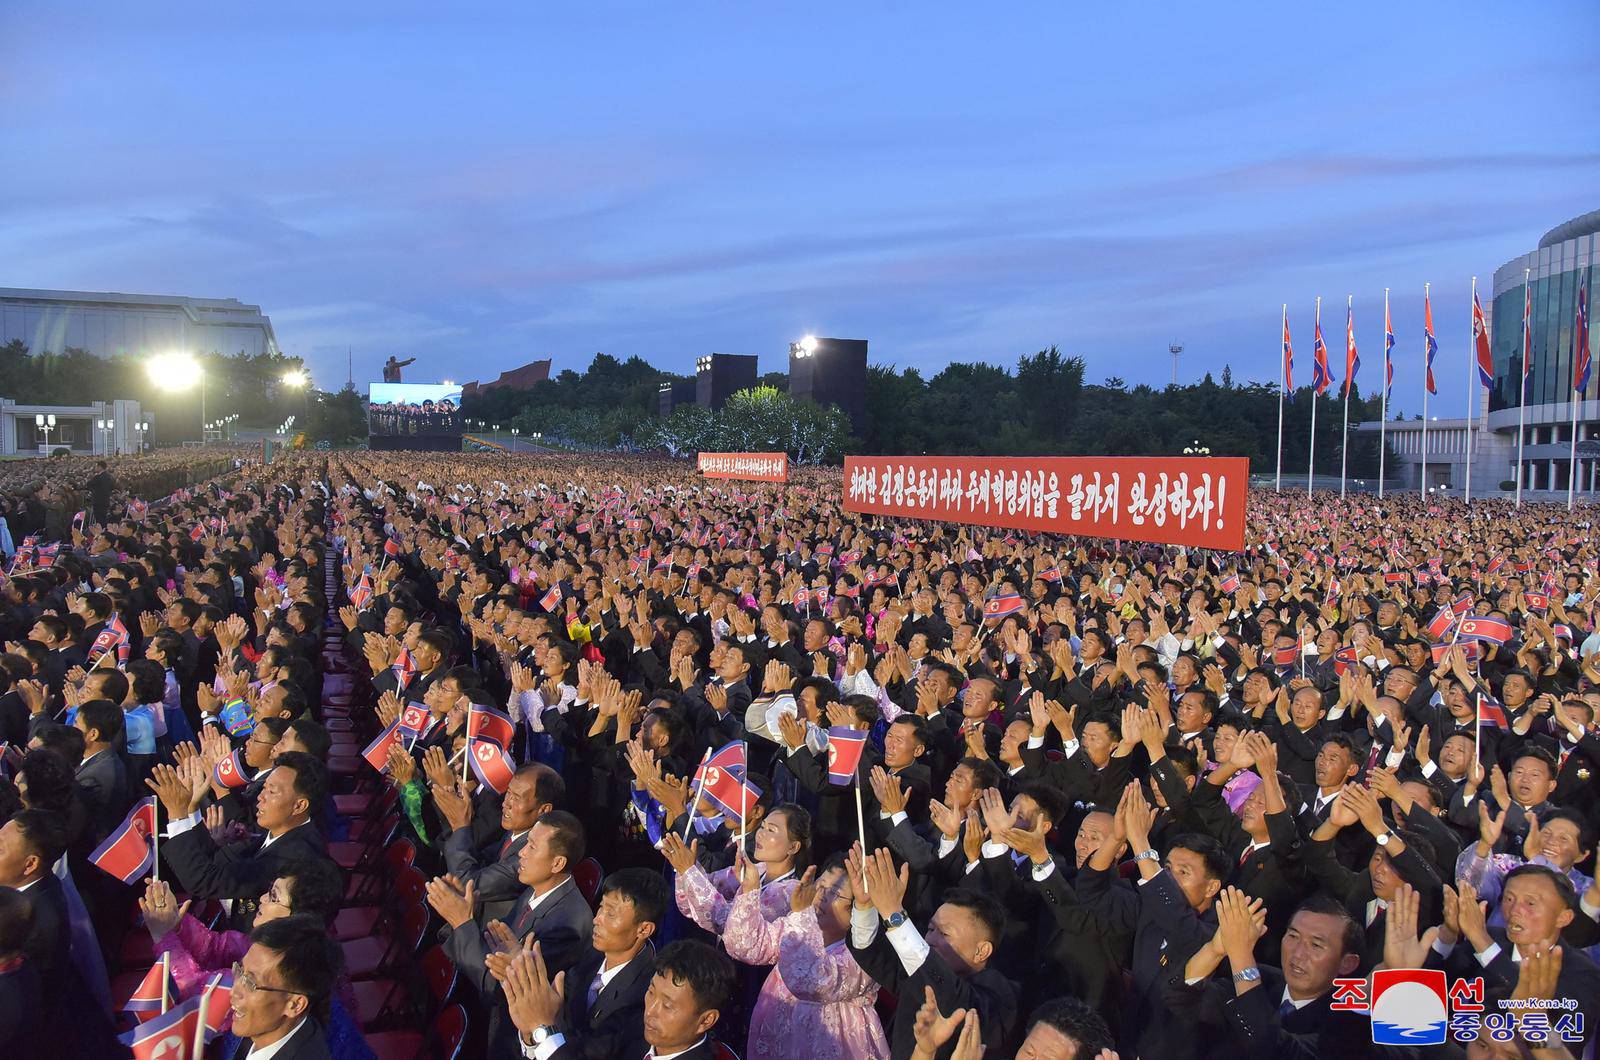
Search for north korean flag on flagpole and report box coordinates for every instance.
[826,726,868,785]
[1473,289,1494,387]
[124,954,177,1017]
[119,994,202,1060]
[1312,313,1332,395]
[398,703,438,747]
[1218,573,1241,595]
[467,703,516,750]
[361,720,404,773]
[1384,298,1396,400]
[1456,616,1513,645]
[1577,273,1592,394]
[697,761,762,825]
[1272,644,1299,668]
[212,749,250,790]
[90,796,158,884]
[1283,311,1294,394]
[540,583,562,612]
[1425,289,1439,395]
[1343,300,1359,397]
[198,969,234,1038]
[469,738,515,795]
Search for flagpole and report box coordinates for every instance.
[737,741,748,856]
[151,798,160,884]
[683,748,711,842]
[194,979,215,1060]
[1341,294,1352,500]
[1465,276,1477,505]
[1379,288,1389,499]
[1570,387,1580,512]
[159,951,171,1015]
[1277,303,1287,493]
[1421,283,1431,498]
[853,779,869,896]
[1517,268,1530,507]
[1309,296,1321,498]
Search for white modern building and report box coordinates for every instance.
[0,398,150,456]
[0,287,278,359]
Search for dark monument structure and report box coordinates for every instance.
[788,336,868,435]
[695,353,758,411]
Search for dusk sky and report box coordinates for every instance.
[3,2,1597,417]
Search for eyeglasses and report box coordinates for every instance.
[230,961,304,998]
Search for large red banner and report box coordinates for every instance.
[698,451,788,482]
[843,456,1248,551]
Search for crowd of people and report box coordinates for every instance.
[367,400,461,437]
[0,448,1597,1059]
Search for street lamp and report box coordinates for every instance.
[1182,439,1212,456]
[135,420,149,453]
[97,418,114,456]
[147,352,204,440]
[34,413,56,453]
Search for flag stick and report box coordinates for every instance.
[1465,276,1477,505]
[1474,692,1482,769]
[1341,294,1353,500]
[1517,268,1530,508]
[1379,288,1389,499]
[151,798,160,885]
[159,951,171,1015]
[684,749,711,842]
[1308,297,1321,498]
[853,779,870,896]
[194,979,215,1060]
[462,735,471,785]
[1421,283,1432,498]
[737,741,748,856]
[1276,303,1287,493]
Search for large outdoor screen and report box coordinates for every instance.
[367,382,463,438]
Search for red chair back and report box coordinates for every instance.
[434,1003,467,1060]
[710,1043,741,1060]
[396,901,430,956]
[573,857,603,910]
[393,866,427,909]
[384,838,417,874]
[419,945,458,1005]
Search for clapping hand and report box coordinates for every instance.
[501,942,567,1039]
[1383,882,1441,970]
[424,874,476,930]
[139,878,191,941]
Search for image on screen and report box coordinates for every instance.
[366,382,464,437]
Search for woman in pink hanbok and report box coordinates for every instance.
[668,804,810,932]
[722,853,890,1060]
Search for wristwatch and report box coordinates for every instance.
[1233,966,1262,984]
[1375,830,1394,847]
[530,1026,560,1044]
[885,910,909,930]
[1134,849,1160,864]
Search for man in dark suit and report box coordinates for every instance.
[504,938,736,1060]
[501,868,666,1058]
[0,887,44,1060]
[0,810,119,1056]
[154,752,329,923]
[1437,863,1600,1058]
[847,848,1017,1059]
[433,810,594,1057]
[224,916,339,1060]
[1163,892,1372,1060]
[439,762,563,923]
[71,699,127,846]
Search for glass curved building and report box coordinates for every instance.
[1488,210,1598,493]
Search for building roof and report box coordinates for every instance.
[0,286,278,353]
[1538,209,1600,250]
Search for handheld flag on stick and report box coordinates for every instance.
[124,954,177,1019]
[361,720,404,773]
[467,702,516,750]
[118,995,202,1060]
[1456,616,1513,646]
[90,796,158,884]
[212,749,250,790]
[469,738,515,795]
[826,726,868,785]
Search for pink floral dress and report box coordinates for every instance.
[722,894,890,1060]
[674,862,798,934]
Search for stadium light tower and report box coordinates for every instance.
[1169,343,1183,386]
[148,351,205,437]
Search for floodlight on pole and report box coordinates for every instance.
[148,352,205,438]
[281,369,308,388]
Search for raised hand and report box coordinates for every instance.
[432,782,475,833]
[501,942,566,1038]
[870,766,908,816]
[658,834,699,875]
[789,865,820,913]
[139,877,191,940]
[1383,882,1441,970]
[910,985,969,1060]
[1477,801,1509,855]
[862,847,909,919]
[424,874,476,930]
[928,798,962,840]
